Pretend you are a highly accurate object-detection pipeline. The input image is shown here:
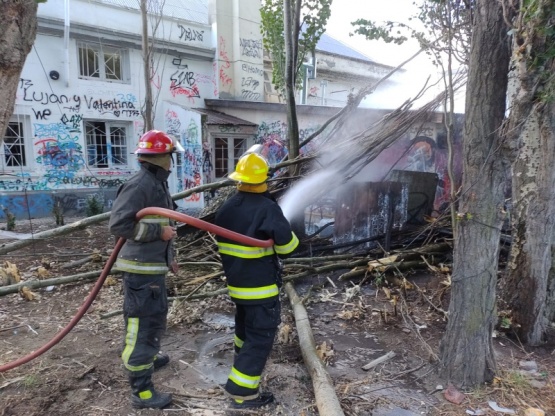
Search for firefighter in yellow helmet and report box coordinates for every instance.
[109,130,180,409]
[215,151,299,409]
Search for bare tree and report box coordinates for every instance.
[0,1,38,142]
[139,0,166,132]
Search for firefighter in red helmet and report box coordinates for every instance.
[109,130,180,409]
[215,151,299,410]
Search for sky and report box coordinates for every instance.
[326,0,424,68]
[324,0,466,111]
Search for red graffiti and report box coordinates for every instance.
[169,81,200,103]
[219,37,232,86]
[184,172,202,202]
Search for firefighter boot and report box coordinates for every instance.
[129,374,172,409]
[153,352,170,371]
[230,391,274,409]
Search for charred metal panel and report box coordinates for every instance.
[334,181,408,249]
[387,170,438,224]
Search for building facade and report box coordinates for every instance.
[1,0,453,220]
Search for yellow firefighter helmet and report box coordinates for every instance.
[229,153,269,184]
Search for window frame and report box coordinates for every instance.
[1,118,30,171]
[84,120,130,169]
[78,42,130,83]
[212,135,250,180]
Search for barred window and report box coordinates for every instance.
[85,121,129,168]
[79,43,128,82]
[2,122,27,169]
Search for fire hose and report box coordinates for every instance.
[0,207,273,372]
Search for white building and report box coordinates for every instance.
[1,0,447,220]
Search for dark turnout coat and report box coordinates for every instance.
[109,163,175,274]
[215,191,299,305]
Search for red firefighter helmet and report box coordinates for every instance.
[135,130,175,154]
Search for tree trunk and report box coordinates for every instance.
[439,0,510,387]
[0,1,38,140]
[283,0,301,174]
[140,0,153,131]
[502,0,555,344]
[505,107,555,345]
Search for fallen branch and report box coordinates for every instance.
[284,282,345,416]
[284,254,368,264]
[361,351,396,371]
[284,259,370,282]
[60,255,106,270]
[338,260,427,281]
[0,270,117,296]
[100,286,229,319]
[0,213,111,255]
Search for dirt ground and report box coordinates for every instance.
[1,217,555,416]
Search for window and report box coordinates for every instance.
[2,122,27,169]
[85,121,129,168]
[214,137,247,178]
[78,43,128,82]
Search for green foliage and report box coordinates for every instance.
[517,0,555,102]
[85,195,104,217]
[456,211,473,221]
[2,205,16,231]
[351,19,408,45]
[373,272,385,287]
[351,0,473,67]
[260,0,332,96]
[23,374,40,388]
[52,201,65,226]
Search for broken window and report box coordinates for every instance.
[2,122,27,169]
[85,121,129,168]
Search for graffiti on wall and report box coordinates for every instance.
[165,109,182,136]
[169,58,200,102]
[240,61,263,101]
[371,131,462,211]
[19,79,140,118]
[177,25,204,42]
[400,134,460,210]
[241,77,261,101]
[181,119,203,202]
[239,38,263,59]
[163,102,204,209]
[254,121,320,166]
[0,191,118,220]
[218,37,233,92]
[10,78,144,195]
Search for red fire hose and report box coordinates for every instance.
[0,207,273,372]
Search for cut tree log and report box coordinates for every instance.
[284,282,345,416]
[0,270,118,296]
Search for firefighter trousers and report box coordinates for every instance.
[121,273,168,378]
[226,299,281,399]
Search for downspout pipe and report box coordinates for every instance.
[0,208,273,372]
[64,0,70,87]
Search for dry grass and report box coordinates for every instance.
[429,356,555,415]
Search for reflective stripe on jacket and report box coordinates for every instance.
[215,191,299,304]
